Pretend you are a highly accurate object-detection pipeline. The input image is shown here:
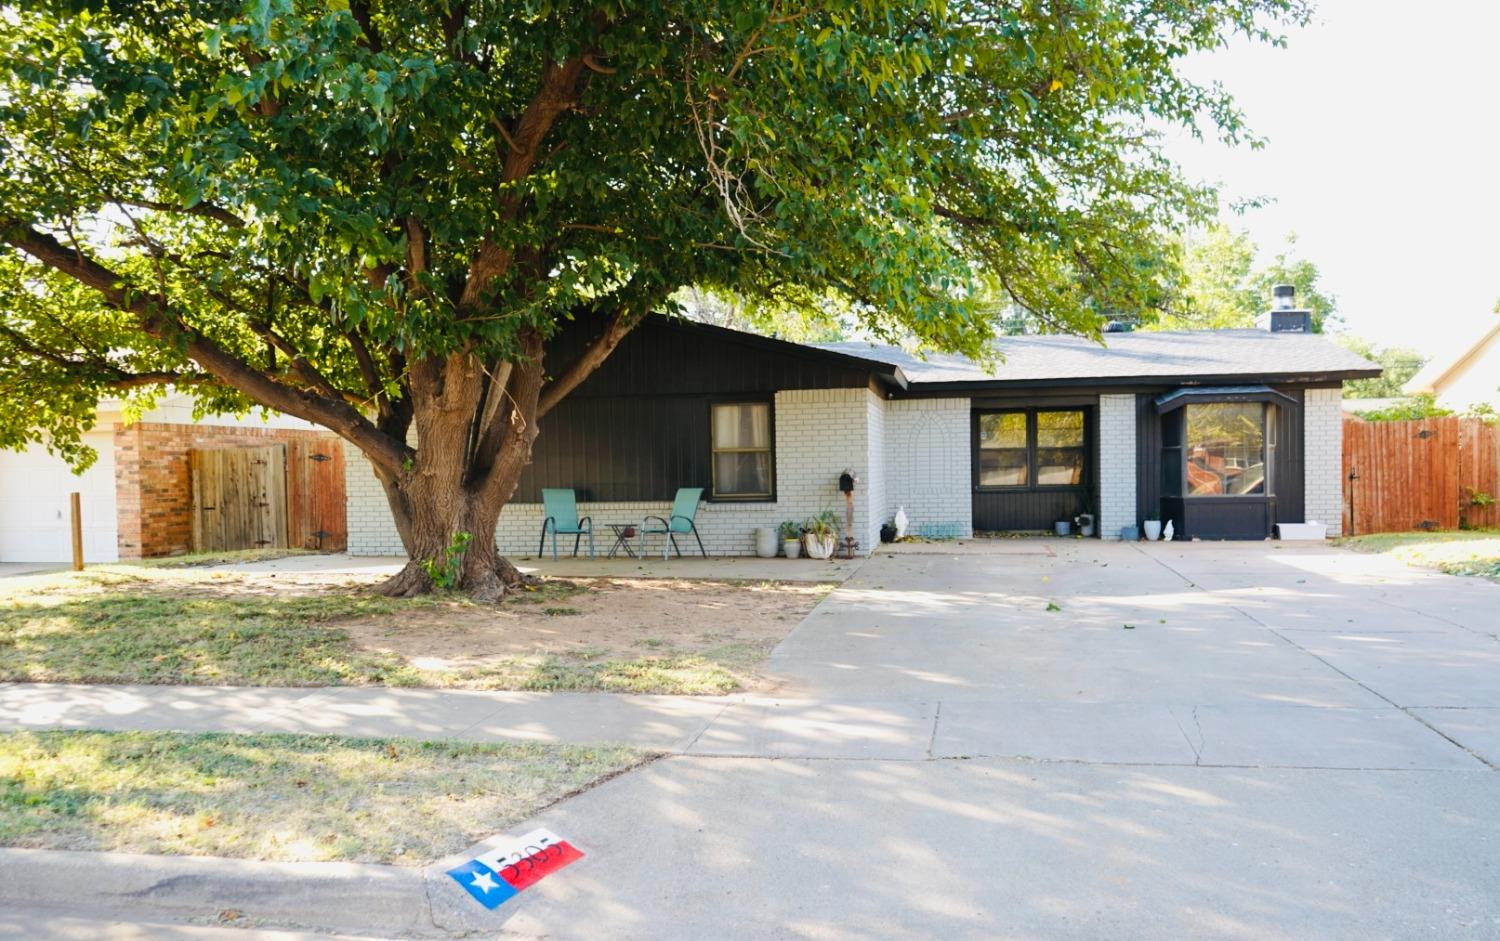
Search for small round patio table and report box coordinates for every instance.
[605,522,641,559]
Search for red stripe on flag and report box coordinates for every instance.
[498,841,583,893]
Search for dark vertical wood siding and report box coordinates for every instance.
[516,317,875,501]
[1273,388,1305,525]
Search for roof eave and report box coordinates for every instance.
[901,368,1383,394]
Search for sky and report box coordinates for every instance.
[1162,0,1500,357]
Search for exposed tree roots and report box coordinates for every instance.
[373,555,532,601]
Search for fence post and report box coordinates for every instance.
[70,492,83,571]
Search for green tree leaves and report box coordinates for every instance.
[1157,225,1338,332]
[1,0,1309,473]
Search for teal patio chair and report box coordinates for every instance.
[539,489,595,560]
[641,487,707,560]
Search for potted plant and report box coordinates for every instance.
[779,520,803,559]
[1143,518,1162,541]
[803,511,839,560]
[1075,494,1096,537]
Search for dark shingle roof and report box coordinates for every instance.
[813,329,1380,387]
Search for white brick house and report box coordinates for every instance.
[345,310,1379,557]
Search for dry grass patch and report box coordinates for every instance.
[343,577,828,693]
[1339,529,1500,584]
[0,730,642,865]
[0,567,831,694]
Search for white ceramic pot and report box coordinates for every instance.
[804,534,836,560]
[1143,520,1162,541]
[784,538,803,559]
[754,526,778,559]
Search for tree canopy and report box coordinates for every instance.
[1155,224,1338,332]
[1337,335,1426,400]
[0,0,1310,592]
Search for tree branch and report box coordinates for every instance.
[349,0,385,53]
[1,220,410,475]
[537,308,638,417]
[0,322,208,389]
[113,198,246,229]
[458,55,590,310]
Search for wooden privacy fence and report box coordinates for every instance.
[190,439,347,553]
[1343,416,1500,535]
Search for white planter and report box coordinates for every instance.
[1276,522,1328,541]
[783,538,802,559]
[804,534,836,560]
[1142,520,1162,541]
[753,526,778,558]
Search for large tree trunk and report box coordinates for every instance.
[372,481,529,602]
[371,342,545,602]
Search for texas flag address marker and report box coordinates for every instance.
[446,828,584,910]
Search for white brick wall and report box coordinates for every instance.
[883,398,972,538]
[1097,394,1137,540]
[1303,386,1344,536]
[864,392,886,550]
[344,387,888,557]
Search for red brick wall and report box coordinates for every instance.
[114,422,341,558]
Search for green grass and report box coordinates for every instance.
[0,570,771,694]
[1339,529,1500,584]
[0,730,642,864]
[0,586,430,687]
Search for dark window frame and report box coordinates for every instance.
[973,407,1089,493]
[1165,402,1276,500]
[707,397,776,502]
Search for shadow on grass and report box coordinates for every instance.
[0,591,757,694]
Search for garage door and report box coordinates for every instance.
[0,431,119,563]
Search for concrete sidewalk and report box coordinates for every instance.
[0,683,730,752]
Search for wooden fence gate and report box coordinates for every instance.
[190,439,348,553]
[1343,416,1500,535]
[190,445,289,552]
[286,439,348,552]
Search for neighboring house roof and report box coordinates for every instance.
[1403,318,1500,396]
[813,329,1380,390]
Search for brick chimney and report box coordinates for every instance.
[1256,284,1313,332]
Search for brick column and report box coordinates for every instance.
[1097,394,1137,540]
[1302,386,1344,536]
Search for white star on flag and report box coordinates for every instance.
[470,871,500,894]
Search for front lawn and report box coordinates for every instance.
[1339,529,1500,584]
[0,566,829,694]
[0,730,641,864]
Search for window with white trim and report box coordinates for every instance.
[710,402,773,499]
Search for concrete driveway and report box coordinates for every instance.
[493,540,1500,939]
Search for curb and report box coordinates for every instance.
[0,848,512,938]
